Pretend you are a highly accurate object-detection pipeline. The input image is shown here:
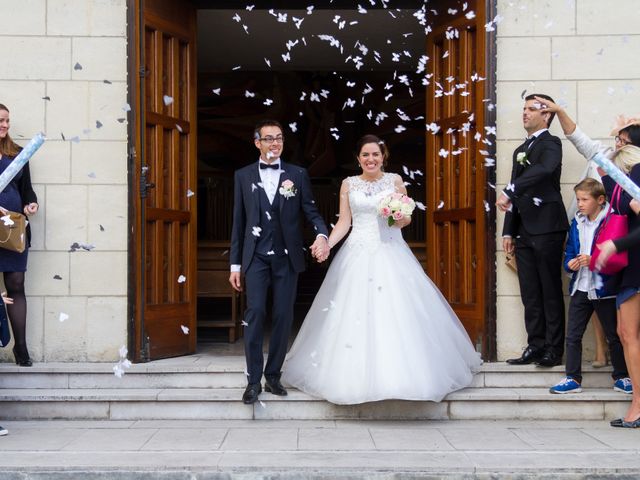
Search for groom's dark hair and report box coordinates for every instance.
[254,119,284,140]
[525,93,556,127]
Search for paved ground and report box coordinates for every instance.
[0,419,638,478]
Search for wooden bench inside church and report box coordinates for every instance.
[197,242,243,343]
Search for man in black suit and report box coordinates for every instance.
[229,119,330,404]
[496,94,569,367]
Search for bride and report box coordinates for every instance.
[281,134,482,405]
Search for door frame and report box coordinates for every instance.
[125,0,499,362]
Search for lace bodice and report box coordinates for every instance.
[345,173,403,248]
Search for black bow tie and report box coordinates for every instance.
[260,162,280,170]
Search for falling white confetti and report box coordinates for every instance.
[245,90,255,98]
[177,275,186,283]
[252,226,262,237]
[415,201,426,211]
[289,122,297,133]
[59,312,69,322]
[187,189,195,198]
[212,88,221,95]
[533,197,543,206]
[181,325,189,334]
[163,95,173,106]
[437,201,445,209]
[484,200,490,212]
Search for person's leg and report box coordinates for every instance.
[264,255,298,380]
[591,313,608,366]
[243,256,271,385]
[564,292,593,384]
[617,293,640,421]
[515,236,545,352]
[594,299,627,380]
[534,232,566,357]
[4,272,28,362]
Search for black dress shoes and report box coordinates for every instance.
[242,383,262,404]
[506,346,543,365]
[536,351,562,367]
[13,345,33,367]
[265,378,288,396]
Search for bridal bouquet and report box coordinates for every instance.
[377,192,416,226]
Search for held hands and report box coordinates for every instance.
[595,240,617,270]
[567,254,590,271]
[23,203,38,216]
[311,236,330,263]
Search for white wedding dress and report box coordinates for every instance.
[282,173,482,405]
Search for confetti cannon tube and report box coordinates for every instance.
[0,132,45,193]
[591,151,640,202]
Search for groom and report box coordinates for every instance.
[497,94,569,367]
[229,119,330,404]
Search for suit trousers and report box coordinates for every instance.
[243,253,298,385]
[565,291,627,383]
[515,230,566,356]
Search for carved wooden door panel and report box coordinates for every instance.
[132,0,197,360]
[426,0,495,357]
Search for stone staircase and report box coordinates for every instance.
[0,356,631,420]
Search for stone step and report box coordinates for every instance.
[0,358,621,389]
[0,386,631,421]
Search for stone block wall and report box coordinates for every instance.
[0,0,128,362]
[495,0,640,359]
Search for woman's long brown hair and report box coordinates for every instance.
[0,104,22,157]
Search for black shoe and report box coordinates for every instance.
[536,351,562,367]
[506,346,543,365]
[610,418,623,427]
[611,416,640,428]
[265,378,288,396]
[13,345,33,367]
[242,383,262,405]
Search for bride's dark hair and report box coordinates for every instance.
[356,134,390,168]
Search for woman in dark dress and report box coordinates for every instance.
[0,104,39,367]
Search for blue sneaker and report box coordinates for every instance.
[549,377,582,394]
[614,377,633,394]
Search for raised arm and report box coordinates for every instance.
[536,95,612,161]
[327,179,352,249]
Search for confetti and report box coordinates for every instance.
[252,226,262,237]
[74,62,83,70]
[437,200,445,209]
[180,325,189,334]
[289,122,297,133]
[163,95,173,106]
[177,275,186,283]
[212,88,221,95]
[187,189,195,197]
[533,197,543,206]
[59,312,69,322]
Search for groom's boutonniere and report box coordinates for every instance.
[516,152,528,166]
[279,179,297,199]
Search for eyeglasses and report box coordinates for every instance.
[259,135,284,144]
[615,135,631,146]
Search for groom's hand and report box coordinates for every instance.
[229,272,243,292]
[311,236,330,263]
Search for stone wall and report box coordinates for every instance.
[495,0,640,359]
[0,0,128,362]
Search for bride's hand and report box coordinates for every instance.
[394,216,411,228]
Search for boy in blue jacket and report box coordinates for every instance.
[549,178,631,394]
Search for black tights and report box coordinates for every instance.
[4,271,27,347]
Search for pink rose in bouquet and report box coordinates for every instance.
[377,192,416,226]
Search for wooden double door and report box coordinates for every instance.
[129,0,496,361]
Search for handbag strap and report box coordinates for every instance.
[611,184,622,212]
